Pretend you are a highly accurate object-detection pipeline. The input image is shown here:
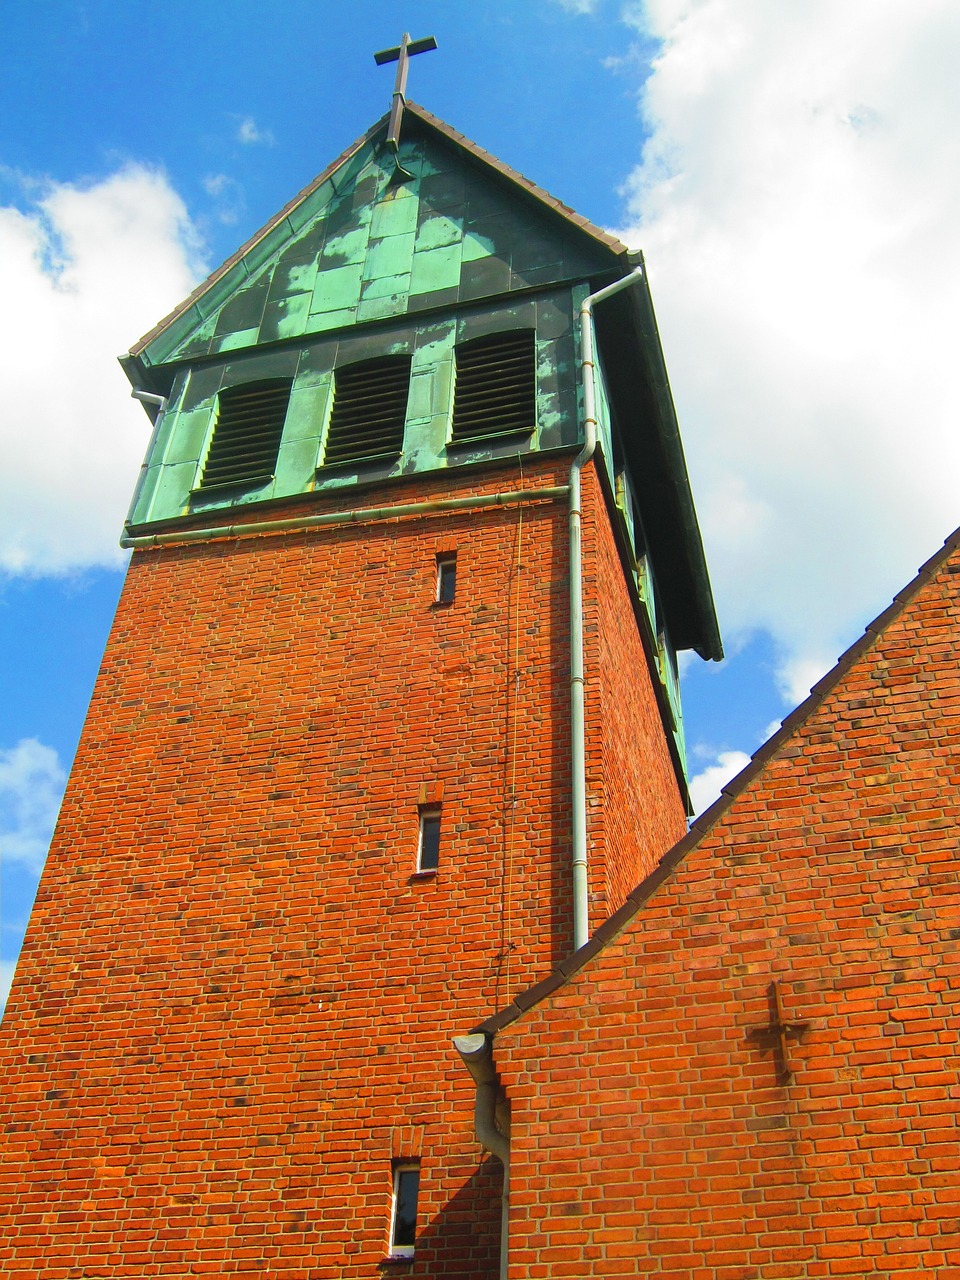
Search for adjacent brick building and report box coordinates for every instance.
[480,527,960,1278]
[0,104,720,1277]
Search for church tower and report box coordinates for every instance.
[0,68,719,1277]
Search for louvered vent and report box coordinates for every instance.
[322,355,411,467]
[199,379,291,490]
[451,330,536,444]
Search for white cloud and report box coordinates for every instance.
[0,959,16,1015]
[688,747,751,816]
[202,172,245,226]
[0,738,66,872]
[236,116,275,146]
[0,165,206,576]
[617,0,960,703]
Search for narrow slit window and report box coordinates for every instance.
[322,354,411,468]
[198,379,292,491]
[389,1162,420,1259]
[417,810,441,874]
[451,329,536,445]
[436,554,457,605]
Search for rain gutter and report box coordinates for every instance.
[119,486,569,550]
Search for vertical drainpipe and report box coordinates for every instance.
[570,266,646,952]
[453,1034,510,1279]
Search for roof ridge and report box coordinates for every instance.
[126,105,629,365]
[476,521,960,1036]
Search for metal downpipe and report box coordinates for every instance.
[454,1033,510,1279]
[570,266,646,952]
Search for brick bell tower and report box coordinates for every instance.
[0,72,720,1278]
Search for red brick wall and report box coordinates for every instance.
[495,535,960,1278]
[0,455,681,1277]
[581,464,688,923]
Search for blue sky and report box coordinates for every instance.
[4,1,960,1007]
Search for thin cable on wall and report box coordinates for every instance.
[498,452,525,1006]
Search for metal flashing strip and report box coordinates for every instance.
[120,485,569,551]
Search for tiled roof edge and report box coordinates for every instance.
[476,523,960,1036]
[405,103,630,258]
[127,104,629,365]
[126,114,391,359]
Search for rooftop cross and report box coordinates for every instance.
[374,32,438,156]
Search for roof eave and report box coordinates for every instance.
[404,102,630,258]
[628,263,723,661]
[594,254,722,661]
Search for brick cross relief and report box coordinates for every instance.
[747,980,810,1084]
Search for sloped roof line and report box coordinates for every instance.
[127,103,629,362]
[477,522,960,1036]
[128,113,389,360]
[407,103,629,256]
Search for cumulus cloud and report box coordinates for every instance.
[0,738,66,872]
[0,165,206,576]
[617,0,960,704]
[0,959,16,1013]
[687,714,784,815]
[236,115,275,146]
[688,747,751,816]
[202,172,246,225]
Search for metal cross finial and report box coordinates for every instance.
[746,980,810,1084]
[374,33,438,153]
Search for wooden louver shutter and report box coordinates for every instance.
[451,330,536,444]
[199,379,291,490]
[323,355,412,467]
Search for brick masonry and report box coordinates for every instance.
[492,530,960,1278]
[0,455,683,1277]
[581,466,688,922]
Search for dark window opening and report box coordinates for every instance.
[322,354,411,468]
[436,554,457,605]
[451,329,536,444]
[390,1162,420,1258]
[631,496,648,559]
[610,397,626,474]
[198,379,291,490]
[417,811,441,874]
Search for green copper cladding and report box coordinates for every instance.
[127,288,581,530]
[123,114,610,531]
[121,103,722,756]
[136,131,608,367]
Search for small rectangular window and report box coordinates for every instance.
[436,554,457,604]
[390,1162,420,1258]
[417,810,441,874]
